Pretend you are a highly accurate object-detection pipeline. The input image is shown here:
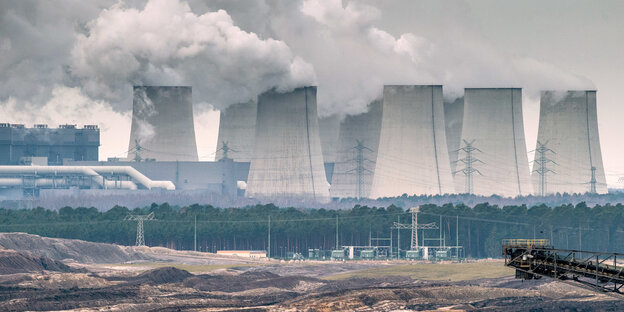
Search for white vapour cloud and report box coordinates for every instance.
[0,86,131,160]
[0,0,601,161]
[70,0,316,109]
[271,0,593,116]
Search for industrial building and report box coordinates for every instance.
[127,86,198,161]
[246,87,330,202]
[330,100,382,199]
[370,85,455,198]
[216,101,257,162]
[0,83,612,202]
[531,91,607,194]
[454,88,532,197]
[0,123,99,165]
[443,97,464,173]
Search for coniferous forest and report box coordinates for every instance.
[1,202,623,258]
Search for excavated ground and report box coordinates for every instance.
[0,233,622,311]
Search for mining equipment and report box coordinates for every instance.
[503,239,624,296]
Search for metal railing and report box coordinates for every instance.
[502,239,550,248]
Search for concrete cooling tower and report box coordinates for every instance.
[245,87,330,202]
[216,101,257,162]
[444,97,464,173]
[531,91,607,194]
[330,100,382,198]
[454,88,531,197]
[318,115,341,164]
[128,86,198,161]
[369,86,455,198]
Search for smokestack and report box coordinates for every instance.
[370,85,455,198]
[443,97,464,173]
[318,115,341,164]
[532,91,607,194]
[246,87,330,202]
[455,88,531,197]
[330,100,382,198]
[128,86,198,161]
[216,101,257,162]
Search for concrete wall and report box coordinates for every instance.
[443,97,464,173]
[330,100,382,198]
[246,87,330,202]
[216,101,257,162]
[370,86,455,198]
[532,91,607,194]
[455,88,532,197]
[128,86,198,161]
[318,115,341,164]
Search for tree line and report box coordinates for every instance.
[0,202,622,258]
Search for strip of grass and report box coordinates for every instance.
[323,261,513,281]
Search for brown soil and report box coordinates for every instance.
[0,249,80,274]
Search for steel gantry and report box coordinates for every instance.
[503,239,624,297]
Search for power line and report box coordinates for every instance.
[453,139,483,194]
[124,212,154,246]
[531,141,557,196]
[343,140,375,199]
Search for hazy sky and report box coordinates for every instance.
[1,0,623,185]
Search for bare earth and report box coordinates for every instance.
[0,233,622,311]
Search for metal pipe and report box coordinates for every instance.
[90,166,175,190]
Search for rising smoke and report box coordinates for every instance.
[0,0,596,159]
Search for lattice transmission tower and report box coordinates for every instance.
[453,140,483,194]
[344,140,375,199]
[391,206,438,250]
[531,141,557,196]
[125,212,155,246]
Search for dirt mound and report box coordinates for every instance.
[131,267,192,284]
[0,249,78,274]
[0,233,151,263]
[184,270,322,293]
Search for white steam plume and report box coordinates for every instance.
[70,0,316,109]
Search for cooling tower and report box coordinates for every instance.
[245,87,330,202]
[369,86,455,198]
[128,86,198,161]
[531,91,607,194]
[318,115,341,164]
[330,100,382,198]
[444,97,464,173]
[454,88,531,197]
[216,101,257,161]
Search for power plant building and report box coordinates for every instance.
[127,86,198,161]
[531,91,607,194]
[370,85,455,198]
[246,87,330,202]
[0,123,99,165]
[216,101,257,161]
[330,100,382,198]
[443,97,464,173]
[454,88,532,197]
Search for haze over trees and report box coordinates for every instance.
[1,202,623,259]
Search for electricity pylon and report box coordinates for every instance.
[132,139,143,162]
[590,166,597,194]
[345,140,375,199]
[216,140,238,160]
[530,141,557,196]
[453,140,483,194]
[125,212,155,246]
[391,207,438,250]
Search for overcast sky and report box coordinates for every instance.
[1,0,623,185]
